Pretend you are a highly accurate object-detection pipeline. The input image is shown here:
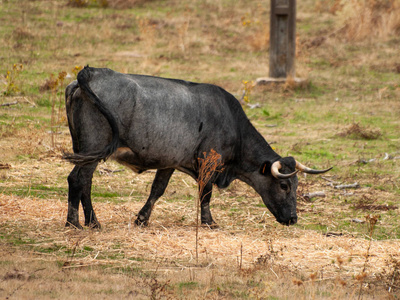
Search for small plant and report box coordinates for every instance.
[357,214,380,300]
[71,65,83,78]
[255,237,278,268]
[4,64,23,96]
[41,71,67,149]
[241,80,254,104]
[240,5,270,51]
[196,149,223,263]
[142,261,171,300]
[177,18,190,54]
[378,255,400,294]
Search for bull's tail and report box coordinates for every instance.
[63,66,119,165]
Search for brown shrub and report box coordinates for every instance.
[106,0,155,9]
[247,25,270,52]
[337,123,382,140]
[67,0,154,9]
[12,27,34,40]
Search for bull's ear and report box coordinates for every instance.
[260,161,272,175]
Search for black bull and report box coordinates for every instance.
[63,66,331,229]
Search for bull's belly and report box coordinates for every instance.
[110,147,194,174]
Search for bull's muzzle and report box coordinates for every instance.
[279,216,297,226]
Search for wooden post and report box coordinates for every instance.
[269,0,296,78]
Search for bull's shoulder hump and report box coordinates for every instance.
[124,74,199,89]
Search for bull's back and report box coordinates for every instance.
[68,68,240,170]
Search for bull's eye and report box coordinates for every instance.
[280,182,289,191]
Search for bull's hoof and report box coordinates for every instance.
[135,216,149,227]
[65,221,83,230]
[85,221,101,229]
[201,221,219,229]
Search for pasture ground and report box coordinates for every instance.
[1,0,400,298]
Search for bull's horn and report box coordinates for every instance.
[271,161,298,179]
[296,161,333,174]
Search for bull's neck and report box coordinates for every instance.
[240,123,281,171]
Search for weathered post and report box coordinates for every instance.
[269,0,296,78]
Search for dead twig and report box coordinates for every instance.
[334,183,360,190]
[0,101,18,107]
[322,176,341,186]
[98,168,124,176]
[238,243,243,270]
[0,163,11,169]
[342,192,354,196]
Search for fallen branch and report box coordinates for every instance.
[351,218,365,224]
[359,152,400,164]
[342,192,354,196]
[334,182,360,190]
[0,101,18,107]
[247,103,261,109]
[358,158,376,164]
[303,191,326,201]
[324,232,343,237]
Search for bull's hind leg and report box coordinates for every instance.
[135,168,174,226]
[200,182,217,228]
[66,163,100,229]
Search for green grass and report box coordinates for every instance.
[1,184,67,199]
[35,244,67,254]
[0,230,36,247]
[178,281,199,290]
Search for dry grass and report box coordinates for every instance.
[314,0,400,42]
[336,0,400,42]
[1,190,399,298]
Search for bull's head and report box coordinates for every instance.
[259,157,332,226]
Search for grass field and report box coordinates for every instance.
[1,0,400,298]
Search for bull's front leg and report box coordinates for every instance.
[135,168,174,226]
[199,182,217,228]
